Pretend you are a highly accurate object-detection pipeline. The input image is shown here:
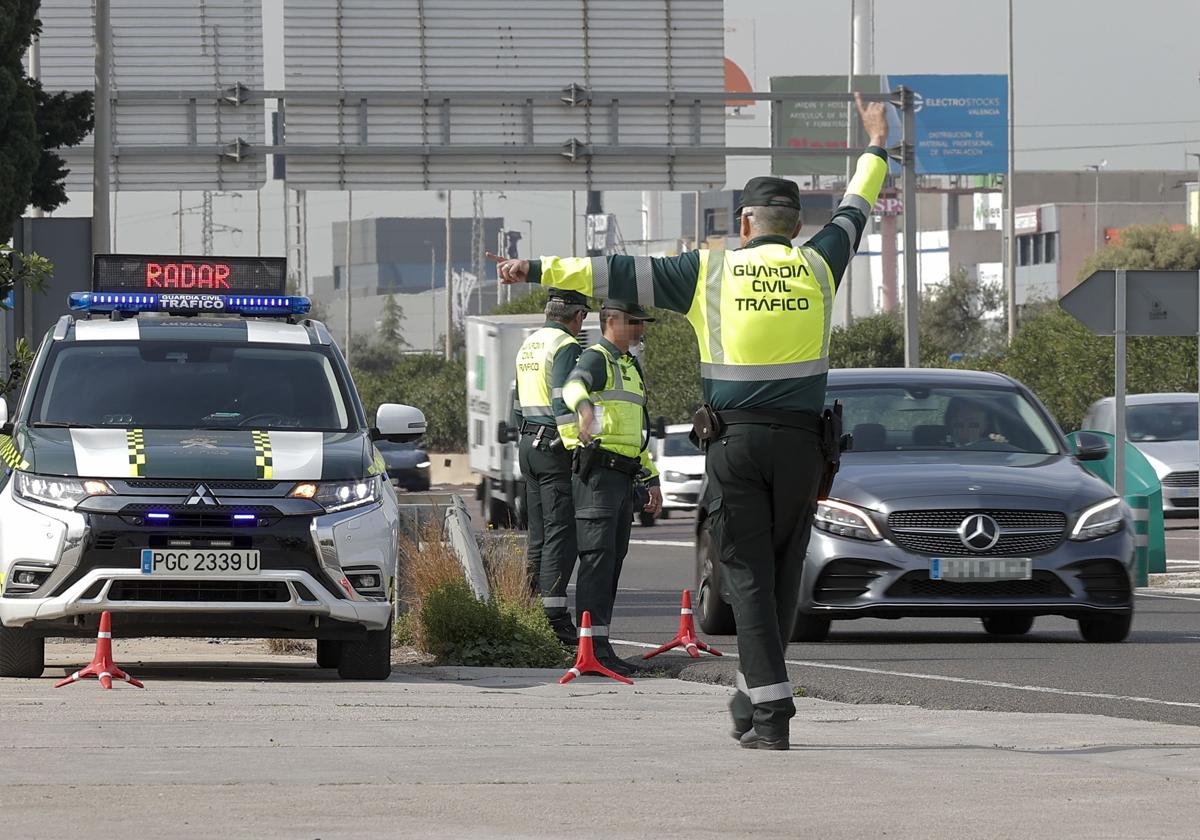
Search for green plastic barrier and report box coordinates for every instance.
[1066,430,1165,587]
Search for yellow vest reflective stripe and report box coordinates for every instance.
[687,244,834,381]
[561,345,647,458]
[515,327,577,418]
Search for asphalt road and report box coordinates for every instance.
[606,512,1200,727]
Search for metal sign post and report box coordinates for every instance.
[1114,268,1126,499]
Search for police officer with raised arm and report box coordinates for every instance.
[514,288,591,646]
[560,300,662,677]
[491,94,890,749]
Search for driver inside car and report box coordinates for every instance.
[945,397,1008,447]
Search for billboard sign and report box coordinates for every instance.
[884,74,1008,175]
[769,75,883,176]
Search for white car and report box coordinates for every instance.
[1081,393,1198,515]
[651,424,705,519]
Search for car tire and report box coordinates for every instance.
[638,511,657,527]
[1078,613,1132,643]
[981,615,1034,636]
[0,624,45,678]
[695,529,735,635]
[659,509,671,520]
[514,483,529,530]
[337,619,393,680]
[790,614,831,643]
[316,639,343,669]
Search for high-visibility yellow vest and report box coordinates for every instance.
[562,344,648,460]
[687,243,834,385]
[515,326,578,427]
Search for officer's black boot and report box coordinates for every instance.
[547,613,579,647]
[594,640,640,678]
[738,729,790,751]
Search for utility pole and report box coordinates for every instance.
[344,191,353,365]
[93,0,112,255]
[1086,160,1107,251]
[586,191,603,257]
[471,191,485,315]
[444,191,453,360]
[1005,0,1017,341]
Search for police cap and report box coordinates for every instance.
[736,176,802,215]
[547,288,592,310]
[601,299,656,323]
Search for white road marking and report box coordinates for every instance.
[1136,591,1200,602]
[629,539,692,547]
[611,637,1200,711]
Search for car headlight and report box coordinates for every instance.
[1070,497,1124,541]
[663,470,689,483]
[415,460,432,469]
[814,499,882,541]
[13,472,114,510]
[289,476,381,513]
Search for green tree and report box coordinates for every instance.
[378,294,409,347]
[354,353,467,451]
[919,266,1005,361]
[828,313,905,369]
[1,2,94,244]
[1079,223,1200,278]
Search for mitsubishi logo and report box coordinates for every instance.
[958,514,1000,552]
[186,484,221,506]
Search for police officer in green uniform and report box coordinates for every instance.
[514,288,591,645]
[560,300,663,676]
[492,95,890,748]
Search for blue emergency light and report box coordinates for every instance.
[68,292,311,317]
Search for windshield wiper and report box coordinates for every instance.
[30,421,100,429]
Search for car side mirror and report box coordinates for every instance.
[496,421,518,445]
[373,403,427,443]
[651,415,667,439]
[0,398,8,434]
[1074,431,1109,462]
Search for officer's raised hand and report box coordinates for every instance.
[854,92,889,147]
[486,251,529,284]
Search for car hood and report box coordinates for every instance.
[10,426,372,482]
[832,451,1116,512]
[1132,440,1198,476]
[657,454,706,476]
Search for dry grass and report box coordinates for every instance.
[396,513,467,648]
[482,531,537,609]
[265,638,314,655]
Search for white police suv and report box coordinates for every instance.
[0,255,426,680]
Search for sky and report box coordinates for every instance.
[42,0,1200,284]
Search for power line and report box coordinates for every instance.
[1019,138,1200,153]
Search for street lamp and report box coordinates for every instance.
[1187,153,1200,232]
[1085,159,1107,251]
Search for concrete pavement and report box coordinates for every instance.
[2,642,1199,839]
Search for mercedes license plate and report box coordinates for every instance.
[140,549,261,575]
[930,557,1031,582]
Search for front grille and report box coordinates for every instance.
[1076,559,1131,604]
[888,510,1066,530]
[1169,498,1199,508]
[107,579,290,603]
[1162,471,1199,488]
[891,532,1063,557]
[887,570,1070,599]
[119,504,281,528]
[813,559,887,602]
[123,479,282,491]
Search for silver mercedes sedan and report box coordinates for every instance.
[695,368,1136,643]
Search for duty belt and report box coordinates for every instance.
[718,408,822,435]
[596,449,642,476]
[520,421,560,442]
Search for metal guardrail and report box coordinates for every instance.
[394,492,491,604]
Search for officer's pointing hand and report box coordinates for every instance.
[486,251,529,285]
[644,486,662,515]
[854,92,889,148]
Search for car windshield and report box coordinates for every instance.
[827,384,1061,455]
[30,341,353,431]
[1126,402,1197,442]
[662,431,701,457]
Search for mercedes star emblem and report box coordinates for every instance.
[958,513,1000,552]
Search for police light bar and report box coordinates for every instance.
[93,254,288,295]
[68,292,311,317]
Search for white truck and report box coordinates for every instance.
[465,313,662,529]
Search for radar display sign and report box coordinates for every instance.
[93,255,288,295]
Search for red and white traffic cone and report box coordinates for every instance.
[559,611,633,685]
[642,589,723,660]
[54,612,144,690]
